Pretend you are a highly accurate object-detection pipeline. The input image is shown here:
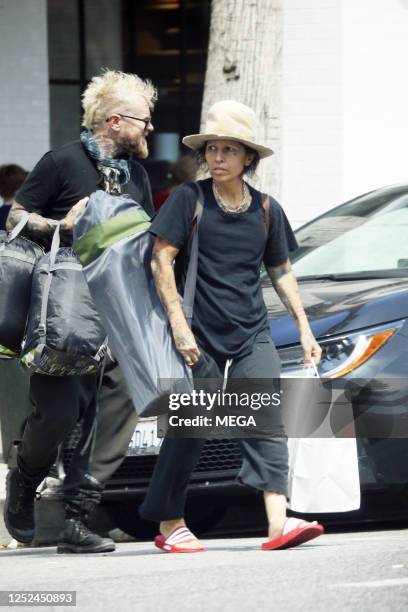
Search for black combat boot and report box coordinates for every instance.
[4,468,42,544]
[57,497,115,554]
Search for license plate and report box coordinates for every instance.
[127,417,163,456]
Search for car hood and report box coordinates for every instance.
[264,277,408,347]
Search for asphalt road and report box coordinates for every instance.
[1,529,407,612]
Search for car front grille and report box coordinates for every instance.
[58,422,243,490]
[105,439,243,489]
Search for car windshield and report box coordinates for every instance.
[292,207,408,278]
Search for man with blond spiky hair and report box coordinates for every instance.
[4,70,157,554]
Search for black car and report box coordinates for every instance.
[67,183,408,535]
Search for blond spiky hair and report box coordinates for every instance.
[81,69,157,131]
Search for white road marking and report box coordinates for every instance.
[332,578,408,588]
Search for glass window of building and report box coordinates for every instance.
[47,0,211,160]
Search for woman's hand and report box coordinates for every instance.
[300,330,322,366]
[172,321,201,367]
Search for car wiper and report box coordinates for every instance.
[296,270,408,281]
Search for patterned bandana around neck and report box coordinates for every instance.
[80,129,131,194]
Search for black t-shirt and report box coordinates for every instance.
[0,203,11,231]
[15,140,154,243]
[150,178,298,360]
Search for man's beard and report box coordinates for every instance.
[117,134,149,159]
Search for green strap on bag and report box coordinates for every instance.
[74,208,151,266]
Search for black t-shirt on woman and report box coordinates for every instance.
[150,178,298,360]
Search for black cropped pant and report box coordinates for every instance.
[139,339,288,522]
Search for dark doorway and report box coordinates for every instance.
[48,0,211,155]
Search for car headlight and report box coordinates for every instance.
[278,320,404,378]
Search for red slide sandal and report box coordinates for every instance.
[154,526,206,553]
[262,517,324,551]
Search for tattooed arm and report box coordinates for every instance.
[151,237,201,366]
[266,259,322,365]
[6,199,59,238]
[6,198,89,241]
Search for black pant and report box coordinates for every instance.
[87,363,138,485]
[139,339,288,522]
[17,362,136,505]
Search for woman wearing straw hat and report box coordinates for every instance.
[139,100,324,552]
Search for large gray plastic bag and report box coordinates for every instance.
[73,190,193,416]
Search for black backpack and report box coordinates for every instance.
[21,225,107,376]
[0,213,44,358]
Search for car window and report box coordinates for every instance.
[292,191,408,262]
[293,207,408,277]
[294,215,367,249]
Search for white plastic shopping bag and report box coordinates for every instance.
[287,362,361,513]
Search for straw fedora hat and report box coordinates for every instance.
[182,100,274,159]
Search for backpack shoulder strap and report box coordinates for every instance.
[262,193,270,238]
[7,211,31,243]
[183,182,204,326]
[188,181,204,230]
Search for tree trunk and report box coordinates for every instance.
[201,0,282,196]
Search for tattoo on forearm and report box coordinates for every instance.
[267,261,308,325]
[151,249,184,321]
[6,203,58,240]
[173,333,191,348]
[268,260,292,281]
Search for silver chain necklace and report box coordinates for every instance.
[212,180,252,214]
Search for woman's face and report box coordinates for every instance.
[205,139,254,183]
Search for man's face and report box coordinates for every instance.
[113,96,154,158]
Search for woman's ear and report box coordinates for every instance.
[245,152,255,167]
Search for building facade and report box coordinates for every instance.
[1,0,408,225]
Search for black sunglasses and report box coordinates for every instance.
[106,113,152,127]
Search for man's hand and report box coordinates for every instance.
[61,197,89,233]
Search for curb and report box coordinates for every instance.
[0,467,129,548]
[0,462,13,547]
[0,465,65,548]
